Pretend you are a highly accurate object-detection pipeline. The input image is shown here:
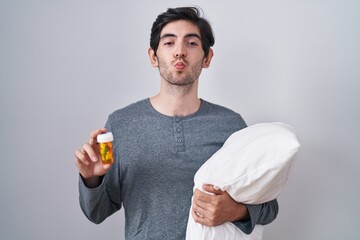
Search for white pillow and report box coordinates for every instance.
[186,122,300,240]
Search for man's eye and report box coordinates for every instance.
[164,42,174,46]
[187,41,198,47]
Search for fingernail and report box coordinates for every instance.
[91,156,97,162]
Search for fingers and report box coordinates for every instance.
[192,189,214,219]
[74,128,112,181]
[75,128,106,165]
[192,201,207,218]
[192,189,212,221]
[102,162,113,170]
[192,186,228,226]
[192,185,225,214]
[194,188,211,203]
[74,148,90,166]
[82,143,98,162]
[191,193,208,225]
[191,201,217,226]
[201,184,223,195]
[191,207,206,225]
[89,128,107,145]
[74,138,100,167]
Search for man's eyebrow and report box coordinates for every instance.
[184,33,201,40]
[160,33,202,40]
[160,33,176,40]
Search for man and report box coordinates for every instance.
[75,7,278,240]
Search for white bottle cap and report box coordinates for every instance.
[97,132,114,143]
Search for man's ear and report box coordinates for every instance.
[148,48,159,67]
[202,48,214,68]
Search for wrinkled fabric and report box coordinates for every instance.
[186,122,300,240]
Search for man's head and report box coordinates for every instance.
[150,7,215,58]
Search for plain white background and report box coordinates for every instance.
[0,0,359,239]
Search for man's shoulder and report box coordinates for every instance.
[107,98,150,124]
[200,99,247,129]
[111,98,148,115]
[201,99,241,117]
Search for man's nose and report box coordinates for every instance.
[174,43,187,58]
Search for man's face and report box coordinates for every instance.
[150,20,212,87]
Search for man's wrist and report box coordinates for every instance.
[235,203,250,222]
[81,175,104,189]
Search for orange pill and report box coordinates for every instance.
[97,132,114,165]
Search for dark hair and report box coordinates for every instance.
[150,7,215,57]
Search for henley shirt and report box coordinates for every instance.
[79,98,278,240]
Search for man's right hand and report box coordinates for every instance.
[74,128,113,188]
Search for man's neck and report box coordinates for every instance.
[150,80,201,117]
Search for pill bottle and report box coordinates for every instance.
[97,132,114,165]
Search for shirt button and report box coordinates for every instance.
[177,138,182,143]
[176,128,181,133]
[175,117,181,122]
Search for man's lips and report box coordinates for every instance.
[175,62,186,70]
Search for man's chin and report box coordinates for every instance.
[168,80,194,87]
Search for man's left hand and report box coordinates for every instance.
[191,184,249,226]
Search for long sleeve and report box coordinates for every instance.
[78,170,122,224]
[78,177,120,224]
[232,199,279,234]
[78,116,122,224]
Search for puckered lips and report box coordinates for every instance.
[174,61,186,71]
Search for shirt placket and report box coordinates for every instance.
[174,116,185,152]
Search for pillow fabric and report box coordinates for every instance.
[186,122,300,240]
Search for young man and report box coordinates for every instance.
[75,7,278,240]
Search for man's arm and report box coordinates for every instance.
[192,184,278,234]
[78,173,121,224]
[233,199,279,234]
[75,128,121,224]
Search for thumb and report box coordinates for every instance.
[202,184,224,195]
[102,163,113,171]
